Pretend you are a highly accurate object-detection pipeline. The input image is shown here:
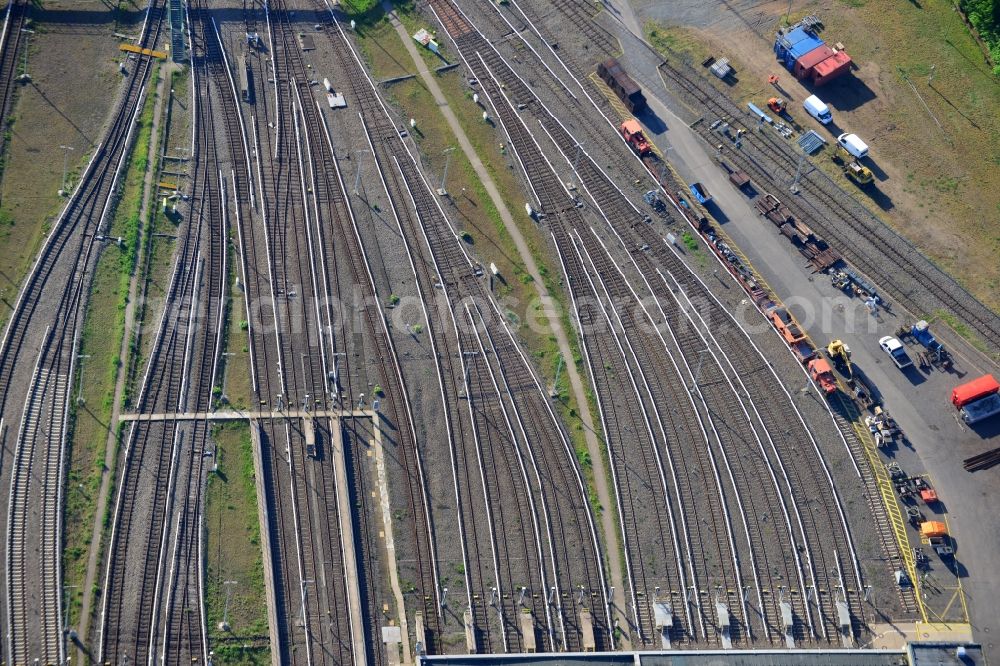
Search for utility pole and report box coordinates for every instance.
[437,146,456,196]
[76,354,92,405]
[352,149,370,195]
[18,28,33,82]
[571,141,584,192]
[219,351,235,404]
[690,348,711,390]
[219,580,238,632]
[59,145,75,196]
[789,154,805,194]
[549,354,563,398]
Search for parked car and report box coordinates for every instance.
[803,95,833,124]
[879,336,913,369]
[837,133,869,159]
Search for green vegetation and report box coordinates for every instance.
[681,231,698,252]
[63,64,162,623]
[354,11,606,513]
[205,423,269,664]
[933,309,988,352]
[958,0,1000,72]
[339,0,414,31]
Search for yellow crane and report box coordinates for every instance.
[826,339,853,379]
[831,147,873,185]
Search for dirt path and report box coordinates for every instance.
[382,2,631,647]
[74,62,174,662]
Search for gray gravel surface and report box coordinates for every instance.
[415,0,922,645]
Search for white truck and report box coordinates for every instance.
[803,95,832,124]
[837,132,869,159]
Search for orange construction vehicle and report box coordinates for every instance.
[808,358,837,394]
[767,97,787,114]
[620,119,651,156]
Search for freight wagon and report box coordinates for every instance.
[953,374,1000,424]
[597,58,647,114]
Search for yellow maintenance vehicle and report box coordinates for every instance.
[826,339,853,379]
[831,146,873,185]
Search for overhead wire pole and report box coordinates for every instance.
[571,140,584,194]
[18,28,33,82]
[352,149,371,195]
[437,146,456,196]
[59,144,75,196]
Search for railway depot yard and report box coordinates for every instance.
[0,0,997,664]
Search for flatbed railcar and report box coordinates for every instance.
[239,52,254,104]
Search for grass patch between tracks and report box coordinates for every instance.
[356,13,606,516]
[205,422,270,663]
[62,64,162,624]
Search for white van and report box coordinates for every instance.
[837,133,869,159]
[803,95,832,124]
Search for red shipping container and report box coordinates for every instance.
[952,374,1000,408]
[793,44,834,79]
[811,50,852,86]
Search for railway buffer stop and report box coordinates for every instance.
[653,601,673,649]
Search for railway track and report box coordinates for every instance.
[481,49,753,647]
[559,234,701,647]
[0,0,27,162]
[224,4,336,662]
[323,3,613,650]
[552,62,871,643]
[205,0,448,658]
[430,0,747,648]
[2,2,168,663]
[518,0,616,64]
[432,0,874,646]
[465,0,904,635]
[355,100,546,652]
[658,58,1000,359]
[99,4,227,661]
[546,85,870,642]
[311,97,446,655]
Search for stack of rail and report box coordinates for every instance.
[964,447,1000,472]
[753,192,841,271]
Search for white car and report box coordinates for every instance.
[879,336,913,369]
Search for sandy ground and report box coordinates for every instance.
[0,1,144,326]
[619,0,1000,313]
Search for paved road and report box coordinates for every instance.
[598,1,1000,651]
